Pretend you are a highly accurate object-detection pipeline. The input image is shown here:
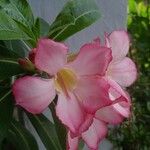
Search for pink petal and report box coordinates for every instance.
[105,30,130,61]
[12,76,56,114]
[106,78,131,118]
[70,114,94,138]
[35,39,68,75]
[67,41,112,76]
[74,76,112,114]
[78,114,93,135]
[56,93,86,135]
[67,131,79,150]
[113,101,131,118]
[107,57,137,87]
[95,105,124,124]
[82,118,107,150]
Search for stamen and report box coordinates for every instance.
[54,68,77,96]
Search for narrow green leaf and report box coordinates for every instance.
[48,0,101,41]
[32,18,40,40]
[15,20,37,46]
[7,120,38,150]
[32,18,50,39]
[0,0,34,27]
[50,100,67,150]
[0,88,13,143]
[27,113,62,150]
[4,40,29,58]
[38,18,50,37]
[0,90,11,103]
[0,59,24,79]
[0,41,20,59]
[0,11,30,40]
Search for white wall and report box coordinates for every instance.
[28,0,127,51]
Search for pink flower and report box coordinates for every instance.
[99,30,137,125]
[67,30,137,150]
[13,38,119,136]
[67,78,131,150]
[105,30,137,87]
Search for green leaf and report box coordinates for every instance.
[7,120,38,150]
[0,11,30,40]
[27,113,62,150]
[0,88,13,143]
[38,18,50,37]
[79,140,85,150]
[0,41,20,59]
[0,59,24,79]
[15,20,37,46]
[0,0,34,27]
[48,0,100,41]
[4,40,30,58]
[50,101,67,150]
[32,18,40,40]
[32,18,50,39]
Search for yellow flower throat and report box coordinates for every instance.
[54,68,77,95]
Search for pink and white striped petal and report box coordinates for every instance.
[82,118,107,150]
[35,39,68,75]
[105,30,130,62]
[67,41,112,76]
[107,57,137,87]
[13,76,56,114]
[56,93,86,135]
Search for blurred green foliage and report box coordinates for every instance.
[109,0,150,149]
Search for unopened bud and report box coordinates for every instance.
[18,58,35,72]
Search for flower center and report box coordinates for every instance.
[54,68,77,95]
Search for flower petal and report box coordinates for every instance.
[13,76,56,114]
[82,118,107,150]
[68,41,112,76]
[95,105,124,124]
[67,131,79,150]
[70,114,94,138]
[107,57,137,87]
[74,76,112,114]
[105,30,129,61]
[56,93,86,135]
[35,39,68,75]
[106,77,131,118]
[78,114,93,135]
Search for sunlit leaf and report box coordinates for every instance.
[0,11,30,40]
[0,0,34,27]
[48,0,100,41]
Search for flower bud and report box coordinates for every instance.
[18,58,35,72]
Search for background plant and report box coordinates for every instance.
[109,0,150,149]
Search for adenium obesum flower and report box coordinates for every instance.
[67,79,131,150]
[12,38,124,136]
[105,30,137,87]
[67,30,137,150]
